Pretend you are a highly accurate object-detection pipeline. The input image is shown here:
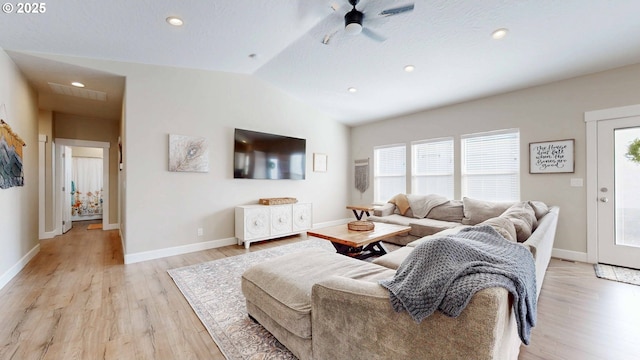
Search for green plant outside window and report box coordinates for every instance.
[626,138,640,164]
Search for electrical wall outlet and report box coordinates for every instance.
[197,228,203,236]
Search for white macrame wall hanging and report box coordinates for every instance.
[354,158,369,195]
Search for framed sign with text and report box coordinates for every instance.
[529,139,575,174]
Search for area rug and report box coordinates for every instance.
[87,223,102,230]
[168,239,336,360]
[594,263,640,286]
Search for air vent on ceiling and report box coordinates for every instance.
[48,82,107,101]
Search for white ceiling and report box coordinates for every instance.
[1,0,640,125]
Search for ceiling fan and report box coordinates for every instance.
[322,0,415,45]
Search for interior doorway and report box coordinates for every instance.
[70,146,104,222]
[55,138,110,235]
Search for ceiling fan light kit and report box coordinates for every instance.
[344,5,364,35]
[345,22,363,35]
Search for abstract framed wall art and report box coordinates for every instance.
[0,119,27,189]
[168,134,209,173]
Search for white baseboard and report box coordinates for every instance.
[0,244,41,290]
[124,237,237,264]
[552,248,589,263]
[313,218,351,228]
[39,231,56,240]
[123,218,360,265]
[104,223,120,231]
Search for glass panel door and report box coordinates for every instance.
[614,127,640,248]
[597,116,640,269]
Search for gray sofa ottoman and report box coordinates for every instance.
[241,248,395,360]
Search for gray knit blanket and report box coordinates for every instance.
[379,225,537,345]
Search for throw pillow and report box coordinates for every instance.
[479,217,518,242]
[427,200,465,222]
[389,194,410,215]
[461,197,515,225]
[501,202,537,242]
[528,200,549,220]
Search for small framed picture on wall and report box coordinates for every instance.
[313,153,327,172]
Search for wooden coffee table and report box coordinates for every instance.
[307,222,411,259]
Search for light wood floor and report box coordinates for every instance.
[1,222,638,359]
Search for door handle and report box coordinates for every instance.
[599,197,609,203]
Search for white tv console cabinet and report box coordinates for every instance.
[235,203,312,249]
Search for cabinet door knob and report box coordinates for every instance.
[599,197,609,203]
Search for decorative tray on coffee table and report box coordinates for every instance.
[348,220,375,231]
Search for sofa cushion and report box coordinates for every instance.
[408,218,462,237]
[406,194,449,218]
[427,200,464,222]
[407,226,469,247]
[528,200,549,221]
[241,248,394,339]
[373,202,395,217]
[368,214,414,227]
[372,246,414,270]
[501,202,537,242]
[479,216,517,242]
[396,207,417,218]
[461,197,515,225]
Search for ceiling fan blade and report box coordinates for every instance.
[322,27,341,45]
[362,27,387,42]
[379,3,414,17]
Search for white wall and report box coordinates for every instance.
[35,55,351,261]
[38,109,54,232]
[0,48,39,289]
[351,63,640,259]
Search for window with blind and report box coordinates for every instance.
[461,129,520,202]
[374,144,406,203]
[411,138,454,198]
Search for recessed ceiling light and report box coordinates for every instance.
[166,16,184,26]
[404,65,415,72]
[348,87,358,93]
[71,82,85,88]
[491,28,508,40]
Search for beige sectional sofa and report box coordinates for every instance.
[241,197,559,360]
[368,195,550,246]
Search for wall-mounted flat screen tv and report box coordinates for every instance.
[234,128,306,180]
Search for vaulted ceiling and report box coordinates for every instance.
[1,0,640,125]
